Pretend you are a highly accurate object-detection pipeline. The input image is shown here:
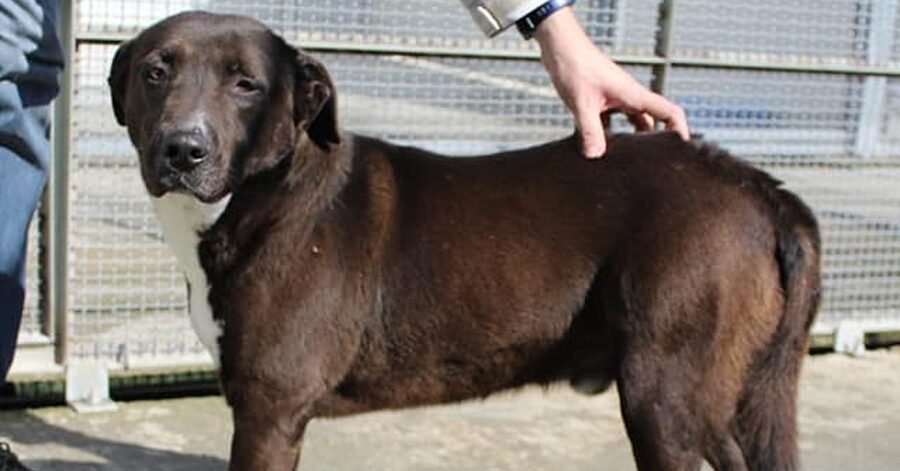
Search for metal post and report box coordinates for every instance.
[853,0,897,158]
[612,0,628,52]
[38,191,51,340]
[48,0,75,365]
[650,0,676,96]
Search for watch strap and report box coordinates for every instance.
[516,0,576,39]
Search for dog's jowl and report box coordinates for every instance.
[110,11,821,471]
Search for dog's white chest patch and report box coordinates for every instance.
[151,193,231,366]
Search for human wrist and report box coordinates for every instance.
[533,7,601,75]
[532,7,581,46]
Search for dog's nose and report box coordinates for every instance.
[162,129,210,171]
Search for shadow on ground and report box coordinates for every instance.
[1,409,226,471]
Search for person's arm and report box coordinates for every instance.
[459,1,690,158]
[533,7,689,157]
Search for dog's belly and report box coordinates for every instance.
[321,329,615,416]
[151,193,231,365]
[320,233,616,412]
[324,296,616,414]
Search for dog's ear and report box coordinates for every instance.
[108,40,134,126]
[293,53,340,150]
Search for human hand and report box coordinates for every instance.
[533,8,689,158]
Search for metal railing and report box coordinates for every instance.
[11,0,900,381]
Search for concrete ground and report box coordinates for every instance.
[1,348,899,471]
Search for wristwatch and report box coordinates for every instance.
[516,0,576,39]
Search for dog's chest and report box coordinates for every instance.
[151,193,231,366]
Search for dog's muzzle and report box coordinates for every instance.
[161,128,212,172]
[144,126,222,199]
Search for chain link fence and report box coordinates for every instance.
[13,0,900,376]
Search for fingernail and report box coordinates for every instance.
[584,146,604,159]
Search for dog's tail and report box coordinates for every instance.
[735,184,822,471]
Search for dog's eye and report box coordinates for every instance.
[234,78,259,94]
[146,66,167,83]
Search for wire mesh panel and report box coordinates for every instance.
[669,67,864,157]
[30,0,898,372]
[76,0,661,55]
[763,160,900,328]
[322,52,650,153]
[671,0,874,64]
[589,0,662,55]
[328,54,568,148]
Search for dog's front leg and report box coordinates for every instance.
[227,383,322,471]
[229,414,308,471]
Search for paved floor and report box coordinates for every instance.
[2,348,899,470]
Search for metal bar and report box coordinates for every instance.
[49,0,75,365]
[72,31,900,77]
[38,186,51,340]
[612,0,628,52]
[855,78,887,158]
[668,56,900,77]
[75,31,548,59]
[651,0,676,95]
[299,42,540,60]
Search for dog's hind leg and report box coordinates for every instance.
[229,414,308,471]
[705,430,749,471]
[730,188,821,471]
[616,352,705,471]
[609,243,764,470]
[613,273,773,471]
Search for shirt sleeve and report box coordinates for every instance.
[458,0,547,37]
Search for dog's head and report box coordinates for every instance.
[109,11,339,202]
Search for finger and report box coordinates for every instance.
[664,106,690,140]
[637,92,690,141]
[575,105,607,158]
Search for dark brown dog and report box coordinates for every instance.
[109,11,821,471]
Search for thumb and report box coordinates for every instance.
[576,108,607,158]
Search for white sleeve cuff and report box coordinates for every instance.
[460,0,548,37]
